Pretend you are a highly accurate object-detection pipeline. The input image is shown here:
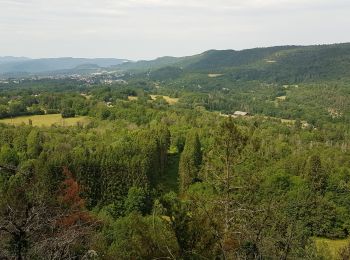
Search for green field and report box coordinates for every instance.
[0,114,89,127]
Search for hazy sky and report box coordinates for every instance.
[0,0,349,60]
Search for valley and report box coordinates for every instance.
[1,44,350,259]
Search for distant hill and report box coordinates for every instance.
[114,46,303,72]
[0,56,30,64]
[119,56,186,71]
[184,46,301,70]
[3,43,350,82]
[117,43,350,83]
[0,57,128,76]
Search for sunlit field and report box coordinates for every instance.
[0,114,89,127]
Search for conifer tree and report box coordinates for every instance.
[179,130,202,193]
[204,118,247,257]
[0,145,19,167]
[26,129,43,159]
[306,155,327,194]
[153,123,171,175]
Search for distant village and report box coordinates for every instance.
[220,111,314,129]
[0,71,127,86]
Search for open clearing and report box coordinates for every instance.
[80,93,92,100]
[208,73,224,78]
[315,237,349,259]
[128,96,138,101]
[276,96,287,101]
[150,95,179,105]
[0,114,90,127]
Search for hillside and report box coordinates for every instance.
[2,43,350,82]
[119,43,350,83]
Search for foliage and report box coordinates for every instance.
[1,62,350,258]
[61,108,76,118]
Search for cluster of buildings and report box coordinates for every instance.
[0,71,128,86]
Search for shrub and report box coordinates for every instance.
[61,108,76,118]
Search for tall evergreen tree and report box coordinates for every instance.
[179,130,202,193]
[26,129,43,159]
[153,123,171,175]
[0,145,19,167]
[306,155,327,194]
[204,118,248,258]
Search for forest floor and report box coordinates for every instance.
[0,114,90,127]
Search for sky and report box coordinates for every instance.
[0,0,349,60]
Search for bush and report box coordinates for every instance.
[46,109,60,114]
[61,108,76,118]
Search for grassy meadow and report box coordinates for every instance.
[150,95,179,105]
[0,114,89,127]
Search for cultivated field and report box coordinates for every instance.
[0,114,89,127]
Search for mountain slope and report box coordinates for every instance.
[184,46,302,71]
[119,56,189,71]
[116,45,303,72]
[3,43,350,82]
[121,43,350,83]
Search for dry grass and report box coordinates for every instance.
[328,108,343,118]
[314,237,349,259]
[128,96,138,101]
[80,93,92,100]
[208,74,224,78]
[0,114,90,127]
[280,119,295,124]
[150,95,179,105]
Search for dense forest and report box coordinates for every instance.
[1,44,350,259]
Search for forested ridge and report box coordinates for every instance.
[1,44,350,259]
[120,43,350,83]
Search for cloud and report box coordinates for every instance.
[0,0,349,59]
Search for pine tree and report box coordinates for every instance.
[0,145,19,167]
[204,118,248,257]
[153,123,171,175]
[124,186,149,215]
[26,129,43,159]
[179,130,202,193]
[306,155,327,194]
[58,167,91,227]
